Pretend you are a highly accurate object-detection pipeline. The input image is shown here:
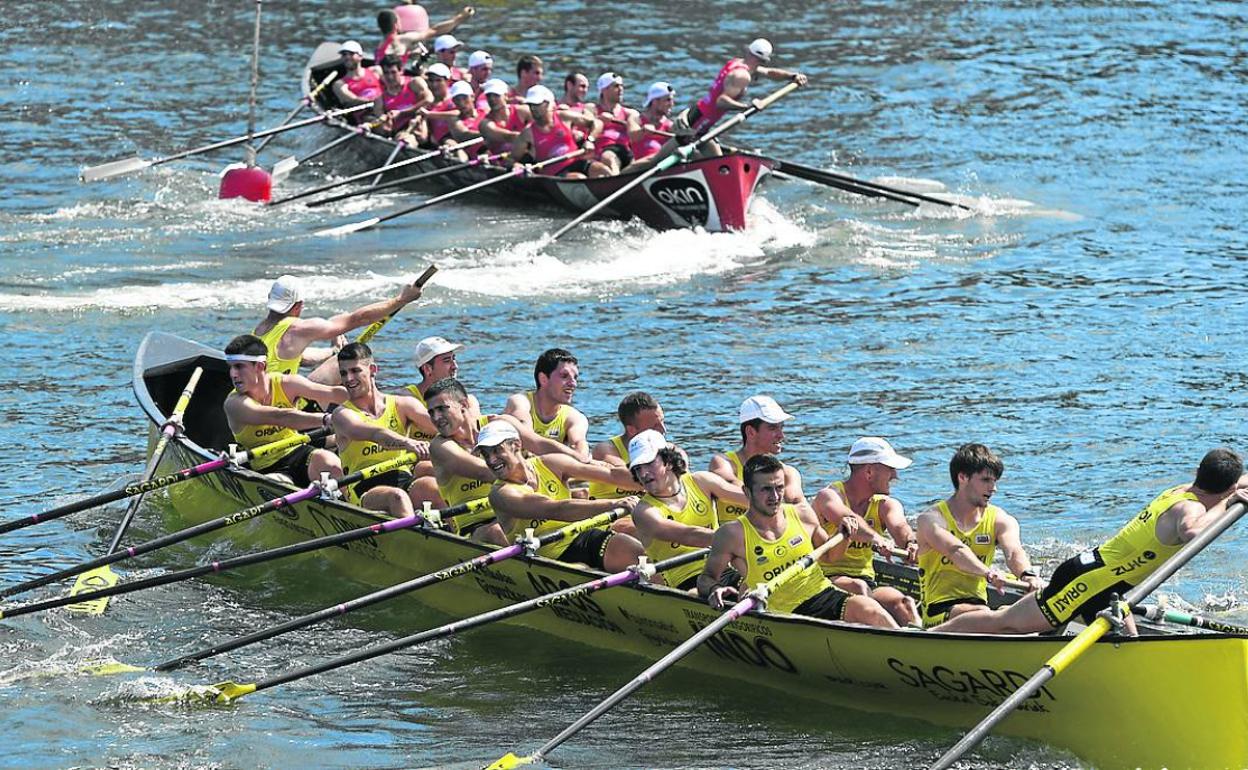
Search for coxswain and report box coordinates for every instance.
[559,71,590,113]
[708,395,807,521]
[433,34,466,80]
[331,41,383,118]
[466,50,494,108]
[628,82,675,163]
[479,421,646,571]
[913,443,1045,628]
[587,391,666,501]
[506,85,609,179]
[513,54,545,102]
[697,454,898,627]
[403,336,479,442]
[812,437,920,626]
[375,6,475,69]
[222,335,344,487]
[589,72,638,175]
[329,343,438,515]
[377,54,432,145]
[251,274,425,383]
[478,78,530,155]
[935,448,1248,635]
[502,347,590,458]
[426,377,589,544]
[628,430,749,590]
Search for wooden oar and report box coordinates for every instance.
[62,368,203,615]
[485,530,843,769]
[928,499,1248,770]
[306,153,505,208]
[254,70,339,155]
[546,81,801,242]
[0,428,328,540]
[100,508,626,677]
[80,104,371,182]
[1133,604,1248,635]
[314,148,585,237]
[0,460,473,624]
[354,264,438,344]
[2,452,415,603]
[269,137,484,206]
[167,549,708,704]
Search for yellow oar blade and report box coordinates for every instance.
[209,680,257,704]
[65,565,119,615]
[482,752,535,770]
[141,680,257,705]
[82,660,147,677]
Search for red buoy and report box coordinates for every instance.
[219,163,273,202]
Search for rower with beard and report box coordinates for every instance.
[331,41,382,119]
[374,6,475,70]
[329,343,437,516]
[479,78,530,156]
[628,430,749,591]
[587,391,665,501]
[376,54,432,145]
[502,348,590,459]
[426,377,588,544]
[479,421,646,572]
[914,443,1044,627]
[697,454,898,627]
[708,395,807,521]
[222,335,344,487]
[590,72,638,175]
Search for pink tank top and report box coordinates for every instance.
[531,114,578,174]
[343,69,382,102]
[695,58,749,131]
[449,66,467,82]
[374,35,408,69]
[595,103,630,153]
[429,97,456,143]
[630,115,673,160]
[483,105,527,153]
[382,77,419,131]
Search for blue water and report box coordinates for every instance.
[2,0,1246,767]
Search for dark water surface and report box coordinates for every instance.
[2,0,1247,768]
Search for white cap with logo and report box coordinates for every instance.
[644,81,674,107]
[847,437,912,469]
[474,419,520,450]
[738,395,793,424]
[748,38,773,62]
[627,429,668,468]
[467,50,493,69]
[596,72,623,92]
[266,275,303,313]
[339,40,365,56]
[413,336,463,367]
[434,34,462,52]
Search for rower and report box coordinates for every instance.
[479,421,646,572]
[628,430,749,591]
[708,395,807,521]
[430,80,484,158]
[222,335,344,487]
[374,6,475,70]
[377,54,432,145]
[479,78,530,156]
[331,41,383,117]
[697,454,898,627]
[426,377,588,544]
[591,72,639,175]
[560,71,590,113]
[587,391,666,500]
[914,443,1045,628]
[506,85,609,179]
[421,62,454,141]
[514,54,545,102]
[329,342,439,515]
[502,347,590,458]
[401,335,476,446]
[466,50,493,109]
[252,274,426,384]
[812,437,920,626]
[628,82,675,163]
[934,448,1248,636]
[433,34,466,81]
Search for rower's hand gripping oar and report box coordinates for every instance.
[927,498,1248,770]
[256,70,338,159]
[353,264,438,345]
[546,80,801,242]
[485,528,844,769]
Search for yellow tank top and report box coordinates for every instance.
[587,435,634,499]
[230,374,301,471]
[641,473,718,589]
[714,450,748,521]
[435,416,495,533]
[820,481,885,579]
[1096,485,1194,584]
[498,457,574,558]
[740,504,831,614]
[337,395,413,478]
[256,316,301,376]
[403,384,437,441]
[526,390,569,444]
[919,501,999,611]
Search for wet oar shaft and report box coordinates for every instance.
[254,71,338,154]
[306,153,505,208]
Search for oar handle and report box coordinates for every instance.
[355,265,438,344]
[528,507,628,550]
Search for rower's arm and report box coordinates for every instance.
[801,502,851,563]
[917,510,1004,587]
[542,453,639,491]
[713,69,753,112]
[506,414,585,461]
[783,464,809,507]
[500,392,534,428]
[480,118,522,146]
[756,65,808,87]
[878,497,918,563]
[491,482,629,523]
[707,453,738,485]
[392,393,438,439]
[300,346,338,367]
[632,499,715,549]
[995,510,1043,591]
[429,437,494,482]
[450,118,482,142]
[690,470,747,506]
[224,393,329,436]
[426,6,475,37]
[331,408,428,456]
[503,129,535,168]
[332,80,377,109]
[563,408,590,457]
[286,280,424,346]
[697,521,744,603]
[279,373,348,407]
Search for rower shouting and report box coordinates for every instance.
[506,85,608,179]
[708,395,808,521]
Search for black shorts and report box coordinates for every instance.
[262,443,315,488]
[352,468,415,499]
[1037,549,1133,626]
[553,528,613,570]
[793,586,851,621]
[922,596,987,626]
[599,144,633,166]
[676,574,701,592]
[557,159,591,177]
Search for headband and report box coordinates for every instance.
[224,354,267,364]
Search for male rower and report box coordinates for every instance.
[697,455,898,628]
[708,395,807,520]
[252,274,425,382]
[332,41,383,114]
[935,448,1248,636]
[329,343,437,515]
[377,54,432,144]
[222,335,344,487]
[813,437,920,626]
[427,80,484,158]
[433,34,466,80]
[629,430,748,590]
[514,55,545,101]
[375,6,475,69]
[629,82,676,162]
[587,391,666,500]
[403,336,478,442]
[560,71,590,113]
[479,78,529,155]
[466,50,493,107]
[914,443,1044,628]
[590,72,638,175]
[502,347,590,458]
[505,85,608,179]
[479,421,646,571]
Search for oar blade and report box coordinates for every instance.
[270,156,299,185]
[82,660,147,677]
[80,156,150,182]
[65,565,119,616]
[314,217,381,237]
[482,752,535,770]
[210,680,258,704]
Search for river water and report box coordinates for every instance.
[2,1,1246,768]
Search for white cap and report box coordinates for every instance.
[474,419,520,449]
[266,275,303,313]
[425,62,452,79]
[524,85,556,105]
[434,34,462,52]
[748,38,773,62]
[468,50,493,69]
[596,72,623,92]
[847,437,913,469]
[644,81,674,107]
[339,40,365,57]
[627,429,667,468]
[738,395,793,424]
[482,78,510,97]
[450,80,474,100]
[413,336,463,367]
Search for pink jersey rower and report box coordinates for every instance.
[427,96,457,144]
[693,58,750,133]
[630,116,673,160]
[531,113,580,175]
